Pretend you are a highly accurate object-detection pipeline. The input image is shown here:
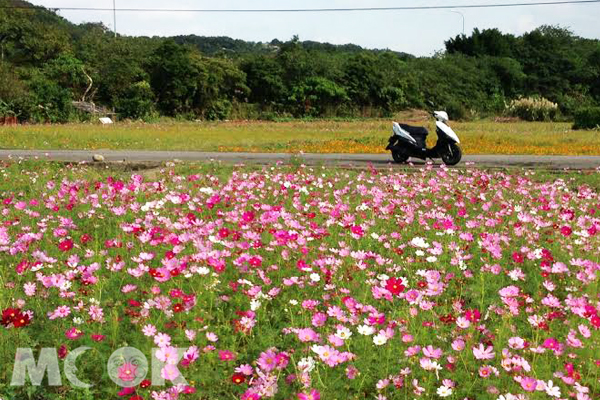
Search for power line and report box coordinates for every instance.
[1,0,600,13]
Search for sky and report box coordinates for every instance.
[28,0,600,56]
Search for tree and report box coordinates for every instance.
[43,55,89,101]
[194,57,249,120]
[446,28,516,58]
[149,40,203,116]
[241,55,286,107]
[0,61,31,118]
[114,81,155,120]
[24,68,74,122]
[589,48,600,101]
[343,52,408,116]
[288,77,348,117]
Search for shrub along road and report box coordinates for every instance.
[0,150,599,170]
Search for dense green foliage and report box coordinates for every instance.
[0,0,599,122]
[573,106,600,130]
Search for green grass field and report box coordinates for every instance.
[1,115,599,155]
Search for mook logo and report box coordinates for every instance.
[10,347,189,388]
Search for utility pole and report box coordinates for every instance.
[449,10,465,36]
[113,0,117,38]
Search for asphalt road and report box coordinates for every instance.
[1,149,599,170]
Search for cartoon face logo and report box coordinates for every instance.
[107,347,148,387]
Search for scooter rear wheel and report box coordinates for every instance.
[441,143,462,166]
[391,150,409,164]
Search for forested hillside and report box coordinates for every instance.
[1,0,599,122]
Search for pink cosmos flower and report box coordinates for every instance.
[257,349,278,371]
[155,346,179,365]
[508,337,526,349]
[88,305,104,322]
[23,282,36,297]
[185,329,197,341]
[311,312,327,327]
[121,284,137,293]
[48,306,71,320]
[142,324,157,337]
[520,376,538,392]
[160,364,180,381]
[235,364,254,376]
[423,345,443,359]
[328,334,344,347]
[298,389,321,400]
[402,334,414,343]
[498,286,520,297]
[297,328,320,343]
[472,344,495,360]
[479,365,492,378]
[405,345,421,357]
[154,332,171,348]
[451,338,465,351]
[241,391,261,400]
[346,365,358,379]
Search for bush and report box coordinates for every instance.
[506,96,558,121]
[445,101,470,121]
[573,107,600,130]
[114,81,156,120]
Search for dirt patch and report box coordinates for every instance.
[392,109,431,123]
[493,116,522,123]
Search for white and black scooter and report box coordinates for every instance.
[385,109,462,166]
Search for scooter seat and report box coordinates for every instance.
[398,123,428,148]
[398,123,428,137]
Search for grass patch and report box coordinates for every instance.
[1,117,599,155]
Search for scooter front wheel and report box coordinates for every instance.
[391,150,409,164]
[441,143,462,166]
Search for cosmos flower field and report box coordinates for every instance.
[0,160,599,400]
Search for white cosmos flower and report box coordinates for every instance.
[309,273,321,282]
[545,380,561,398]
[197,267,210,275]
[411,237,429,248]
[250,299,261,311]
[298,357,315,372]
[357,325,375,335]
[335,327,352,340]
[436,386,453,397]
[373,333,388,346]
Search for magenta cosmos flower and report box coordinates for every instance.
[118,362,137,382]
[65,327,84,340]
[297,389,320,400]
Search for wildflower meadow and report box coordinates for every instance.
[0,160,599,400]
